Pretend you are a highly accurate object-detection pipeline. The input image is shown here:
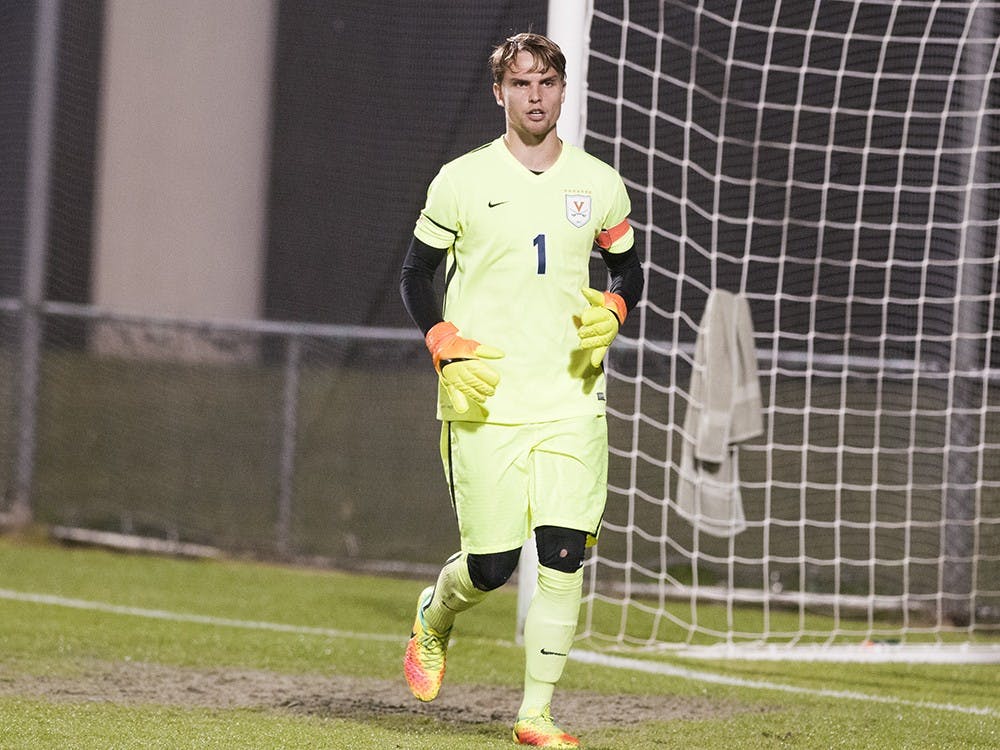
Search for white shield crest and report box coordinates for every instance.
[565,194,592,228]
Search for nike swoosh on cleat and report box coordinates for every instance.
[540,648,568,656]
[488,200,509,208]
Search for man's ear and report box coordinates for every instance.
[493,82,504,107]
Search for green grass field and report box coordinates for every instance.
[1,534,997,749]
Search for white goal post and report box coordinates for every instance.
[520,0,1000,662]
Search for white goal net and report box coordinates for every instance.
[580,0,1000,659]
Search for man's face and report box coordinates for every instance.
[493,50,566,141]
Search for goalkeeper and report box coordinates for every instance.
[399,32,643,749]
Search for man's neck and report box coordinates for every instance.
[503,130,563,172]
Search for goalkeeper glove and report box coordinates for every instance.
[577,287,627,367]
[425,321,504,414]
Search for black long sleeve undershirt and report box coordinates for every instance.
[399,236,645,336]
[399,236,447,335]
[601,246,644,313]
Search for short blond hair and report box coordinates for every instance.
[489,32,567,86]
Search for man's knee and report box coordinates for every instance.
[466,548,521,591]
[535,525,587,573]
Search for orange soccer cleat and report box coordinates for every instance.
[512,705,581,748]
[403,586,451,702]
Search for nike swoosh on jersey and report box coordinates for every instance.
[540,648,568,656]
[488,200,510,208]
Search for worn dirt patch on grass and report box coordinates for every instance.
[0,660,760,729]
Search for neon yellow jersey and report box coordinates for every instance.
[414,137,634,424]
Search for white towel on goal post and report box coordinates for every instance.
[676,289,764,537]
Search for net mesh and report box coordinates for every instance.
[582,0,1000,651]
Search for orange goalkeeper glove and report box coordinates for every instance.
[425,321,504,414]
[577,288,627,367]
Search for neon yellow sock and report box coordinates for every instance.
[519,565,584,715]
[422,551,486,633]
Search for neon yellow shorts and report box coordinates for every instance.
[439,415,609,554]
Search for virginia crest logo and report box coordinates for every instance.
[565,193,592,228]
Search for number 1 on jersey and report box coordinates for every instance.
[533,233,546,274]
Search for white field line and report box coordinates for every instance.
[2,587,996,718]
[0,587,400,642]
[569,650,999,718]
